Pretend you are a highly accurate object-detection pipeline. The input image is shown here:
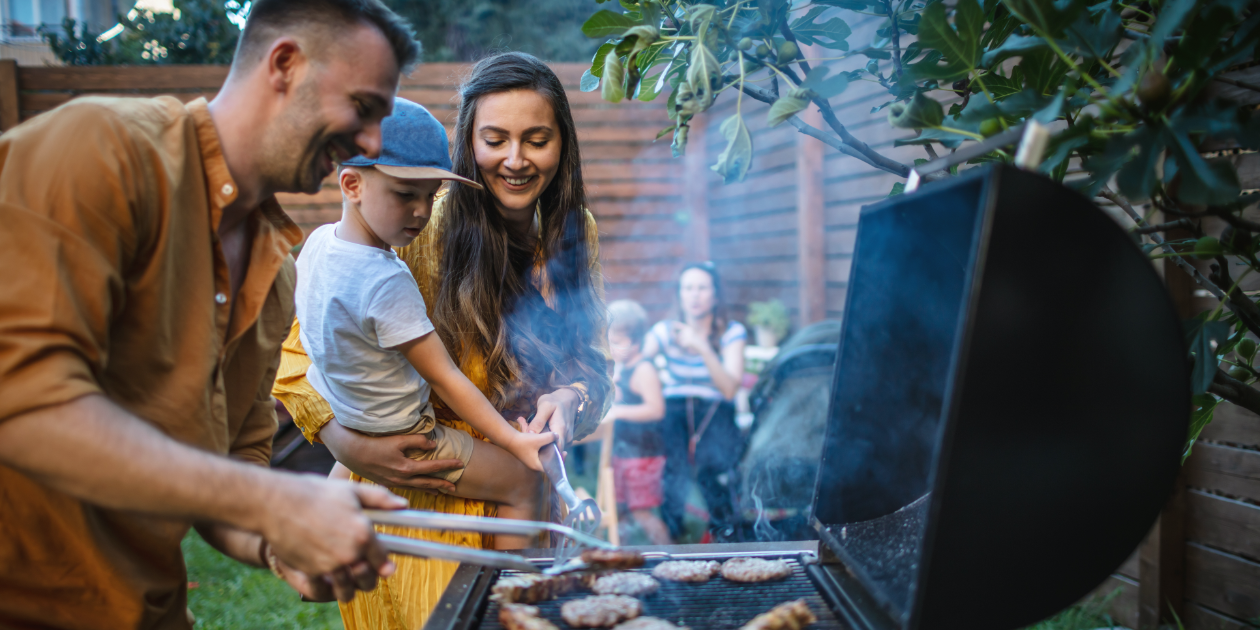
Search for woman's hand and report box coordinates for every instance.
[504,423,556,472]
[319,421,463,493]
[526,388,581,447]
[671,322,711,356]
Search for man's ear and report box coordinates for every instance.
[264,36,305,93]
[340,167,366,203]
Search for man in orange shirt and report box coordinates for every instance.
[0,1,461,627]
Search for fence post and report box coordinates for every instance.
[796,103,826,325]
[0,60,19,132]
[1136,225,1196,628]
[683,113,710,262]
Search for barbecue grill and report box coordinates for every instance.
[423,163,1190,630]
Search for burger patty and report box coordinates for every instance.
[650,560,721,583]
[581,549,647,571]
[592,572,660,597]
[499,603,559,630]
[491,572,598,604]
[739,599,817,630]
[614,617,691,630]
[560,595,644,628]
[720,558,793,583]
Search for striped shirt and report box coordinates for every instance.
[650,320,747,400]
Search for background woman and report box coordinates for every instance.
[273,52,611,629]
[642,262,747,542]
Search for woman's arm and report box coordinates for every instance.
[272,321,462,492]
[672,323,744,400]
[609,362,666,422]
[396,332,554,471]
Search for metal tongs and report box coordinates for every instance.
[364,509,614,575]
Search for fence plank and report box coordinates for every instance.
[0,60,17,131]
[1184,602,1257,630]
[1186,490,1260,562]
[1207,66,1260,107]
[1185,442,1260,504]
[16,65,229,91]
[1185,543,1260,621]
[1206,404,1260,448]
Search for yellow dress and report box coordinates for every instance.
[272,195,611,630]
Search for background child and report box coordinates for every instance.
[295,98,554,549]
[603,300,671,545]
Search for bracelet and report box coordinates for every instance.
[259,540,285,580]
[561,385,588,414]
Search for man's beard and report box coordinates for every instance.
[258,81,333,195]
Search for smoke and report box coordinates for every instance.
[749,475,783,543]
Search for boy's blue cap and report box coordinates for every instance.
[343,97,483,189]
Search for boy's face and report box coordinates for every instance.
[608,328,640,364]
[341,167,443,248]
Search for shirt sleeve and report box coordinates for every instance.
[272,319,335,444]
[722,321,748,348]
[0,103,143,423]
[365,269,434,349]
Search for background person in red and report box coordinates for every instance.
[0,1,430,626]
[602,299,670,545]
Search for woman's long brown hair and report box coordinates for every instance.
[435,52,610,413]
[674,262,730,353]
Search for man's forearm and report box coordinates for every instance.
[0,394,275,533]
[194,522,266,568]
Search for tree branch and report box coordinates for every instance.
[811,94,912,177]
[884,0,903,78]
[1101,188,1260,337]
[1133,218,1197,234]
[740,83,901,173]
[1209,368,1260,417]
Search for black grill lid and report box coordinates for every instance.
[812,164,1188,630]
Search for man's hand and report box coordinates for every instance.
[319,421,462,492]
[527,388,580,447]
[258,475,405,584]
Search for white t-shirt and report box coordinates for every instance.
[295,223,435,433]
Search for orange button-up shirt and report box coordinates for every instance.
[0,96,301,629]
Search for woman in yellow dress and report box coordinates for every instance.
[273,52,612,629]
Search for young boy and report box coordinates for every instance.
[295,98,554,549]
[603,300,671,545]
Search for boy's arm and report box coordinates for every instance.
[395,332,554,471]
[609,362,667,422]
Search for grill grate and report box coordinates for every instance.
[476,555,849,629]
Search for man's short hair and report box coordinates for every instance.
[233,0,420,72]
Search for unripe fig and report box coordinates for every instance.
[777,41,799,61]
[1194,236,1223,260]
[1138,69,1171,111]
[979,119,1002,137]
[738,37,753,50]
[756,43,770,57]
[1229,366,1251,381]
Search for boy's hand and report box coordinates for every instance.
[505,427,557,473]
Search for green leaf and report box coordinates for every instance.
[768,88,812,127]
[1062,10,1121,59]
[791,12,852,50]
[979,72,1023,99]
[671,124,689,158]
[799,66,850,99]
[602,50,626,103]
[589,42,615,78]
[889,181,906,196]
[980,34,1047,67]
[1187,319,1230,395]
[1038,115,1093,173]
[580,69,600,92]
[894,126,972,149]
[655,125,676,141]
[582,10,641,38]
[1115,127,1161,202]
[1020,49,1071,95]
[1185,394,1221,461]
[888,93,946,129]
[1178,156,1242,207]
[908,0,983,81]
[1149,0,1196,50]
[1001,0,1087,38]
[712,114,753,184]
[685,41,720,113]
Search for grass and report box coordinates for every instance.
[183,531,344,630]
[1025,591,1123,630]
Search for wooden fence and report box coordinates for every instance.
[2,49,1259,630]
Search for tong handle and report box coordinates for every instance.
[539,440,581,511]
[377,534,541,572]
[364,509,614,550]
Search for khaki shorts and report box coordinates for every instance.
[357,402,475,484]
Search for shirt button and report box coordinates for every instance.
[214,292,228,305]
[221,183,234,196]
